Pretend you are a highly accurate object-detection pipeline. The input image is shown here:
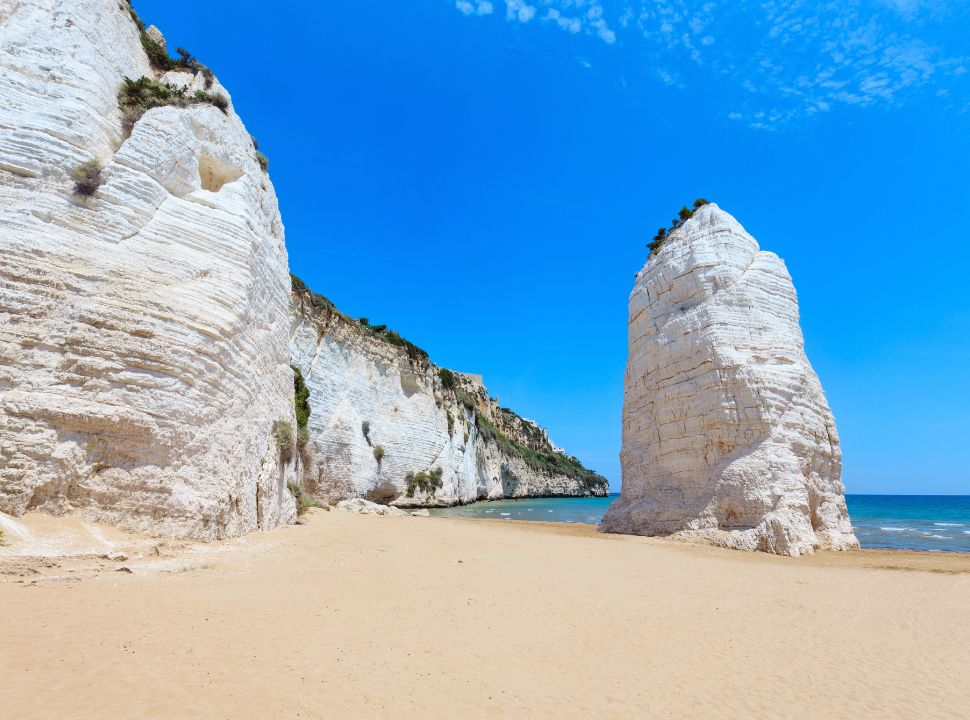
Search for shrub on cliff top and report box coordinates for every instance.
[140,33,170,71]
[126,1,146,31]
[71,160,104,197]
[373,445,385,463]
[118,76,228,135]
[647,198,713,256]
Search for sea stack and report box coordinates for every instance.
[0,0,297,538]
[601,203,858,556]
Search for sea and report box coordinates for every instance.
[431,494,970,553]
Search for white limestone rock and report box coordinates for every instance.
[335,498,408,516]
[601,204,858,556]
[0,0,296,539]
[289,298,608,507]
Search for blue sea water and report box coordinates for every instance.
[431,494,970,553]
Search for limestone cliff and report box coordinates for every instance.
[0,0,297,538]
[289,284,608,507]
[602,203,857,556]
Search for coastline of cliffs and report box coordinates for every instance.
[290,279,608,508]
[0,0,606,540]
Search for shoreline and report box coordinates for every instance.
[435,515,970,572]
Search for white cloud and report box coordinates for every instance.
[507,0,536,23]
[450,0,969,129]
[455,0,493,15]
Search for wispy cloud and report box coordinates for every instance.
[450,0,969,129]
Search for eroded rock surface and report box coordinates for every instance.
[0,0,296,538]
[289,296,608,507]
[602,204,857,556]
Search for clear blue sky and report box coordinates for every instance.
[139,0,969,494]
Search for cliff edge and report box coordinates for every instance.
[289,283,609,507]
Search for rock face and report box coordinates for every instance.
[0,0,296,538]
[602,204,857,556]
[290,292,609,507]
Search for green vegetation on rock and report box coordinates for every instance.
[290,273,429,363]
[475,411,605,490]
[438,368,456,391]
[406,467,444,498]
[274,419,293,463]
[71,160,103,196]
[648,198,711,256]
[117,76,228,135]
[291,365,311,458]
[287,481,320,517]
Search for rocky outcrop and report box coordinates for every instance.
[602,204,857,556]
[289,288,608,507]
[0,0,296,539]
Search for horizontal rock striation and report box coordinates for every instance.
[289,288,608,507]
[0,0,296,538]
[602,203,857,556]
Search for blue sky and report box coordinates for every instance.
[139,0,969,494]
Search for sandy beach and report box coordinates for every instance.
[2,511,969,719]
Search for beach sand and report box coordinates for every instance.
[1,510,968,719]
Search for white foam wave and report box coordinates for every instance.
[500,513,511,517]
[934,523,964,527]
[927,534,950,540]
[880,526,910,532]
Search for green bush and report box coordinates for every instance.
[118,76,228,135]
[291,365,311,432]
[290,273,310,294]
[274,420,294,463]
[361,420,371,445]
[256,151,269,173]
[71,160,103,196]
[209,92,229,114]
[647,199,714,256]
[140,33,170,70]
[373,445,385,463]
[446,411,455,436]
[455,387,477,410]
[438,368,456,391]
[358,317,370,326]
[405,467,444,498]
[288,481,320,517]
[126,1,145,31]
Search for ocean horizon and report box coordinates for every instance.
[432,494,970,553]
